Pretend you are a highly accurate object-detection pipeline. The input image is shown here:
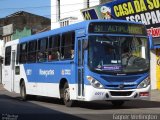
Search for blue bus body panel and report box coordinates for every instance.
[24,61,76,84]
[154,45,160,49]
[84,68,148,90]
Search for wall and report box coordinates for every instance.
[0,11,51,42]
[0,40,4,57]
[0,40,4,84]
[150,50,157,89]
[156,48,160,89]
[12,27,31,40]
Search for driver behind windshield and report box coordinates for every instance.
[89,43,115,69]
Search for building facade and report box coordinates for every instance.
[51,0,100,29]
[0,40,4,84]
[0,11,51,43]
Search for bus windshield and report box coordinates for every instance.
[88,35,149,74]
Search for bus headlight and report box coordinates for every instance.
[86,76,104,89]
[137,77,150,89]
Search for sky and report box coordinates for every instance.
[0,0,51,18]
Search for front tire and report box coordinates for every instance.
[63,83,75,107]
[20,82,27,101]
[111,101,125,107]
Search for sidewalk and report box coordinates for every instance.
[0,84,4,91]
[1,83,160,101]
[151,90,160,101]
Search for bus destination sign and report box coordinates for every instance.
[89,22,147,35]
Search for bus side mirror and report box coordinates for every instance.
[149,35,154,50]
[83,40,88,50]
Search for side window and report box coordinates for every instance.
[37,38,48,62]
[48,35,60,61]
[27,40,37,63]
[61,31,75,59]
[19,43,27,64]
[5,46,11,66]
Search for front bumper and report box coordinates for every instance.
[84,85,150,101]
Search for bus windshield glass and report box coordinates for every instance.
[88,36,149,74]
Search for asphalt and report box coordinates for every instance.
[1,84,160,120]
[1,83,160,101]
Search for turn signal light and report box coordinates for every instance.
[139,92,149,96]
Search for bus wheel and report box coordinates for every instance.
[63,83,74,107]
[111,101,125,107]
[20,82,27,101]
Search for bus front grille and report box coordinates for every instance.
[110,91,133,96]
[105,84,136,89]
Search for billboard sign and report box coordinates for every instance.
[81,0,160,37]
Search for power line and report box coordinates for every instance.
[0,9,83,18]
[0,1,99,11]
[44,9,82,17]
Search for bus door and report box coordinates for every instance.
[11,50,16,92]
[77,38,85,98]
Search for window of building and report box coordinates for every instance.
[61,31,75,59]
[19,43,27,64]
[37,38,48,62]
[48,35,60,61]
[27,40,37,63]
[5,46,11,66]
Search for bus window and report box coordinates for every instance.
[27,40,37,63]
[61,31,75,59]
[5,46,11,66]
[48,35,60,61]
[19,43,27,64]
[37,38,48,62]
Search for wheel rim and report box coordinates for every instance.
[64,88,70,103]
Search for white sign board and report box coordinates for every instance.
[3,24,13,36]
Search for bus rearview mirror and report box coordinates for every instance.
[149,35,154,50]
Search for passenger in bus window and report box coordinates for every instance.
[38,52,46,62]
[71,50,74,59]
[56,51,60,60]
[63,49,74,59]
[48,50,60,61]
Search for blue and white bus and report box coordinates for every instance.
[3,20,151,107]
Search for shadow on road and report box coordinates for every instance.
[0,95,85,120]
[19,95,160,110]
[11,95,160,110]
[2,90,160,111]
[75,100,160,110]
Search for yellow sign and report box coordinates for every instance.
[156,48,160,89]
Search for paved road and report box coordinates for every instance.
[0,84,160,120]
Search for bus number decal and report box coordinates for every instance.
[61,69,71,75]
[26,69,32,76]
[95,92,104,96]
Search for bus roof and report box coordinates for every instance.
[19,19,145,43]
